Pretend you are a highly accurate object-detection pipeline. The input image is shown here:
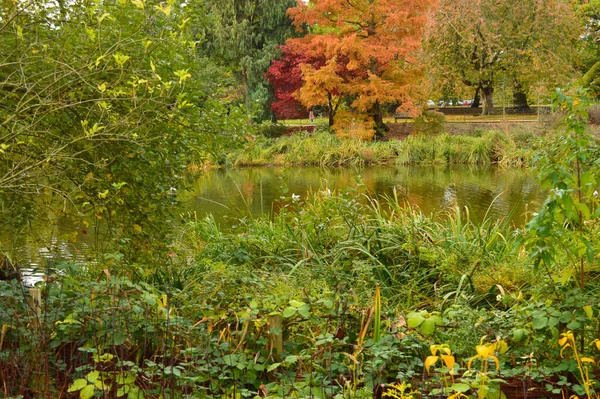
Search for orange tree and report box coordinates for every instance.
[285,0,432,135]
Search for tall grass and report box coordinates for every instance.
[227,129,540,167]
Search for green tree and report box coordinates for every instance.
[0,0,248,258]
[576,0,600,96]
[199,0,297,121]
[426,0,581,114]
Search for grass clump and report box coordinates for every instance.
[228,128,540,167]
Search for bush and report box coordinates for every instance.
[413,110,446,136]
[258,122,289,138]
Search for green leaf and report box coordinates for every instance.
[419,318,436,335]
[68,379,88,392]
[406,313,425,328]
[567,320,582,330]
[113,331,126,346]
[267,363,280,372]
[451,383,471,393]
[317,299,334,309]
[532,316,548,329]
[127,386,144,399]
[430,315,444,326]
[284,355,298,365]
[560,267,573,285]
[289,300,305,308]
[80,384,95,399]
[86,370,99,384]
[297,305,310,318]
[513,328,527,341]
[282,307,297,318]
[583,305,593,319]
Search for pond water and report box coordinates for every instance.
[182,165,544,225]
[3,165,545,276]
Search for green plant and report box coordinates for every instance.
[526,90,600,291]
[413,110,446,136]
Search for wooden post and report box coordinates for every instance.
[29,288,42,328]
[268,314,283,360]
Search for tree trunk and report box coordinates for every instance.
[581,60,600,88]
[327,93,335,127]
[513,81,529,109]
[471,87,481,108]
[371,101,387,138]
[481,85,494,115]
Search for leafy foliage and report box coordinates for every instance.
[426,0,580,114]
[0,0,248,257]
[285,0,432,132]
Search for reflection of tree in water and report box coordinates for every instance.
[3,166,545,265]
[187,165,544,226]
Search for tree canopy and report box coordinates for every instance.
[284,0,432,135]
[426,0,581,114]
[199,0,298,120]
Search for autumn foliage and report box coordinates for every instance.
[283,0,433,136]
[266,45,326,120]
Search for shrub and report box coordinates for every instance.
[413,110,446,136]
[258,122,289,138]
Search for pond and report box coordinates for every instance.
[4,165,545,276]
[182,165,543,225]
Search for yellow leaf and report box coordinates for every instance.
[496,340,509,354]
[133,224,142,232]
[581,357,595,364]
[430,345,438,356]
[131,0,144,9]
[441,354,455,369]
[154,3,171,16]
[476,344,494,358]
[424,355,439,372]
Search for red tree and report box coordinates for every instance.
[266,45,326,120]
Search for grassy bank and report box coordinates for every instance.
[3,187,600,398]
[226,128,541,168]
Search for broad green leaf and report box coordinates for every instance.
[513,328,527,341]
[284,355,298,364]
[430,315,444,326]
[282,307,296,318]
[420,318,436,335]
[406,313,424,328]
[80,384,95,399]
[113,331,126,345]
[532,316,548,329]
[289,300,305,308]
[68,379,88,392]
[567,320,582,330]
[86,371,99,383]
[267,363,280,372]
[451,383,471,393]
[297,305,310,318]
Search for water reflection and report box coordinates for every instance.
[2,165,545,268]
[182,165,544,225]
